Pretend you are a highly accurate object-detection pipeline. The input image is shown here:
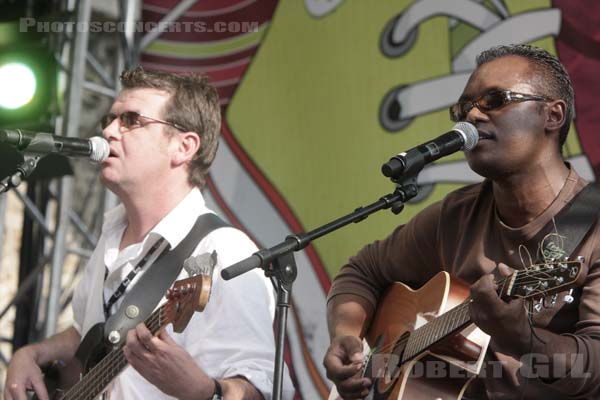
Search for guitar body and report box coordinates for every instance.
[34,323,111,400]
[366,272,489,400]
[329,271,490,400]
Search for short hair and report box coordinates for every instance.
[120,66,221,188]
[476,44,574,150]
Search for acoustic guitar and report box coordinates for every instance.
[329,260,584,400]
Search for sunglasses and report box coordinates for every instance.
[449,90,553,122]
[101,111,187,132]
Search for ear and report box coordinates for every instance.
[171,131,201,167]
[545,99,567,133]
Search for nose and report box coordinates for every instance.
[102,117,121,140]
[465,104,489,125]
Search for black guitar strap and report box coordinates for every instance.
[103,212,229,345]
[536,183,600,262]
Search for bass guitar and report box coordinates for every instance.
[34,272,213,400]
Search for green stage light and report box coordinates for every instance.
[0,62,37,109]
[0,33,57,130]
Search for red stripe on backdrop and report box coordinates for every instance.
[140,47,258,66]
[205,175,257,242]
[220,120,332,293]
[553,0,600,181]
[140,59,249,85]
[144,0,253,12]
[142,0,278,42]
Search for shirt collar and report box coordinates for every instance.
[101,187,211,249]
[151,187,210,248]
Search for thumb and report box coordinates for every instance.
[340,336,364,363]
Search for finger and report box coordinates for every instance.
[325,357,363,381]
[157,329,176,345]
[497,263,515,277]
[470,275,498,299]
[125,328,146,356]
[123,344,148,370]
[336,376,371,399]
[6,382,27,400]
[30,377,50,400]
[135,323,158,352]
[340,338,364,364]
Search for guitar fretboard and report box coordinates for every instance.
[402,299,472,362]
[62,304,168,400]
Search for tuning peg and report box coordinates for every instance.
[564,289,575,304]
[577,256,585,263]
[533,298,543,313]
[554,276,564,284]
[549,293,558,307]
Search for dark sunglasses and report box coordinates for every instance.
[101,111,187,132]
[449,90,553,122]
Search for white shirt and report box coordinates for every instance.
[72,188,294,399]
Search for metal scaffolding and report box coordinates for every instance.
[1,3,204,390]
[0,0,200,367]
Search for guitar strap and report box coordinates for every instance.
[536,183,600,263]
[103,212,230,345]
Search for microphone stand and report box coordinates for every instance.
[0,155,40,194]
[221,176,421,400]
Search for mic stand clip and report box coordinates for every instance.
[0,154,41,194]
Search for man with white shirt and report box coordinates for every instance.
[4,67,294,400]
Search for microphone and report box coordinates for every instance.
[0,129,110,162]
[381,122,478,178]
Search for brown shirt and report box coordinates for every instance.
[328,167,600,399]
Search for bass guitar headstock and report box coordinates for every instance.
[165,273,213,333]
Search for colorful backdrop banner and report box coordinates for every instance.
[141,1,598,398]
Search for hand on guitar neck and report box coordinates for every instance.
[469,263,530,356]
[122,323,216,400]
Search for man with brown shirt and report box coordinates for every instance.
[324,44,600,399]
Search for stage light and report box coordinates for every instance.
[0,21,57,130]
[0,62,37,109]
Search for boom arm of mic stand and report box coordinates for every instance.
[221,178,419,280]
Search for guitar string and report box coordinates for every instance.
[65,304,167,400]
[75,308,164,400]
[374,265,573,360]
[366,265,577,361]
[93,307,164,399]
[67,308,163,400]
[370,270,576,364]
[82,283,199,399]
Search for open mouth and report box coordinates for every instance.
[478,131,494,141]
